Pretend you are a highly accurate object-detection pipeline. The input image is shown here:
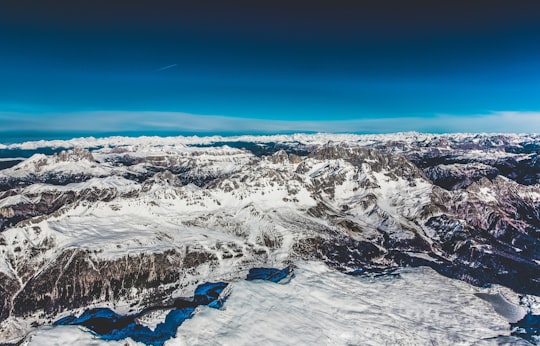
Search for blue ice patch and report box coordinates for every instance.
[511,313,540,344]
[53,267,293,345]
[193,281,229,308]
[246,266,292,282]
[54,282,228,346]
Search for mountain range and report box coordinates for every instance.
[0,132,539,344]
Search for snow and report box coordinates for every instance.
[475,292,527,323]
[0,255,15,278]
[2,132,538,151]
[174,263,514,346]
[521,296,540,316]
[0,157,26,162]
[0,153,113,179]
[21,176,138,195]
[478,187,499,203]
[2,132,539,344]
[0,194,33,208]
[22,325,126,346]
[24,262,514,346]
[39,205,248,259]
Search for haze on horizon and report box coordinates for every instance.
[1,0,540,137]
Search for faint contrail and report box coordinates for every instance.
[156,64,177,71]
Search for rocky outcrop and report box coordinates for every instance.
[0,272,20,321]
[11,249,186,318]
[424,163,499,190]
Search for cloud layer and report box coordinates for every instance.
[0,111,539,134]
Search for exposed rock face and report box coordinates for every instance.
[11,249,184,317]
[0,272,20,321]
[0,133,539,340]
[0,181,135,231]
[423,163,499,190]
[55,148,95,163]
[393,136,540,189]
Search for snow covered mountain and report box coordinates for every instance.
[0,133,539,344]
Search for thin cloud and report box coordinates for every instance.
[0,110,539,134]
[156,64,177,71]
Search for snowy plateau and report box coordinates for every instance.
[0,132,539,345]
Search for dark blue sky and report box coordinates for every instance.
[1,0,540,136]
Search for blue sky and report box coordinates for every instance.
[1,0,540,137]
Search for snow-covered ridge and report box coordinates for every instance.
[1,132,538,150]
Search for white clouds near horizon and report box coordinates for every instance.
[0,111,539,134]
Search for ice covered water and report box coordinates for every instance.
[48,268,291,345]
[27,262,519,346]
[174,262,513,345]
[53,282,229,346]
